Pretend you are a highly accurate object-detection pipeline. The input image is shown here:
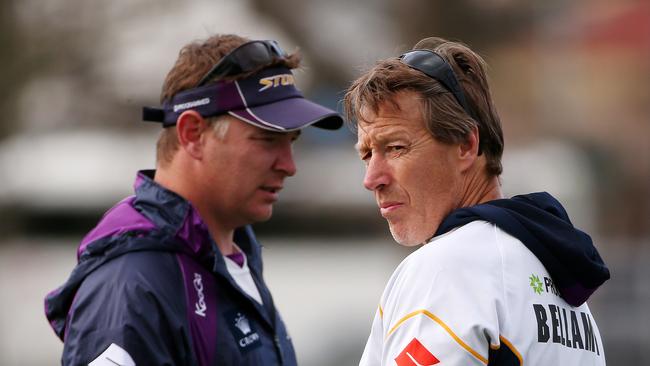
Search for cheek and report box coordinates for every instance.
[403,158,460,205]
[229,155,276,190]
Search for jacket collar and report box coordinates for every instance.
[133,170,262,266]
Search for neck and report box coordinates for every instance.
[201,216,237,256]
[458,164,503,208]
[154,164,237,256]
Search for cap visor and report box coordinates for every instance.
[229,97,343,132]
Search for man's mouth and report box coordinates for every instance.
[260,186,282,194]
[379,201,403,217]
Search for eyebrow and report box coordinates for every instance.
[355,129,409,152]
[354,137,372,154]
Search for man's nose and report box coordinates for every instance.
[274,142,297,177]
[363,155,390,191]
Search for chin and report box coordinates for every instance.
[249,206,274,223]
[388,222,432,247]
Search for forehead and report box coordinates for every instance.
[356,91,428,142]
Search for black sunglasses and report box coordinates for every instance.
[400,49,483,154]
[399,50,480,123]
[196,40,288,87]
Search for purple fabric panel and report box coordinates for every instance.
[176,254,217,366]
[77,196,156,259]
[175,206,211,255]
[561,283,596,307]
[226,252,245,268]
[134,171,148,190]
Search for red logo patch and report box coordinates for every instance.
[395,338,440,366]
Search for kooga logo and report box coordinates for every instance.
[193,273,207,317]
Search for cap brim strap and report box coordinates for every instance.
[142,107,166,122]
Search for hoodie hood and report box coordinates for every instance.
[435,192,610,307]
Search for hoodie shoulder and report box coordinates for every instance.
[387,220,504,304]
[77,196,158,259]
[62,250,191,365]
[435,192,610,306]
[377,221,505,360]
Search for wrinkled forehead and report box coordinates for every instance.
[357,91,424,125]
[356,91,427,135]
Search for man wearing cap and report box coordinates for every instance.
[345,37,609,365]
[45,34,342,366]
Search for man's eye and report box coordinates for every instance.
[387,145,405,153]
[360,152,371,162]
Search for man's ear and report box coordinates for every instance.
[176,110,208,160]
[458,125,480,172]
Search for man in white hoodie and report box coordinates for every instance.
[344,36,609,366]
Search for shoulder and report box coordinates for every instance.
[80,249,184,303]
[64,250,192,365]
[69,250,188,334]
[376,222,513,359]
[380,221,507,315]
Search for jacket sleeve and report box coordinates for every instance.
[61,251,195,366]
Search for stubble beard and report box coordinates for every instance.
[387,220,423,247]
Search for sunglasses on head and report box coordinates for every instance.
[399,50,480,123]
[196,40,288,87]
[399,49,483,154]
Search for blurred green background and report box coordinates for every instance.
[0,0,648,365]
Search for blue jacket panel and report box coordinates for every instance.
[45,170,297,366]
[63,250,194,365]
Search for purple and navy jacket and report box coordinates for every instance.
[44,170,297,366]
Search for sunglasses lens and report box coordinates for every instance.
[234,42,276,71]
[198,40,287,87]
[399,49,483,154]
[401,51,448,83]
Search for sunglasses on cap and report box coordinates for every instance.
[142,39,343,131]
[196,40,288,87]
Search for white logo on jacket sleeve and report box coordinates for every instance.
[193,273,207,317]
[89,343,136,366]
